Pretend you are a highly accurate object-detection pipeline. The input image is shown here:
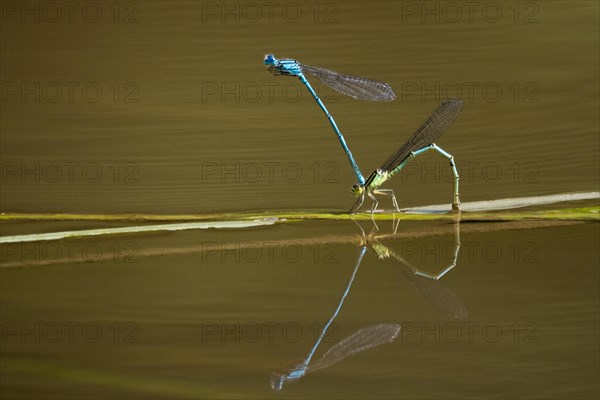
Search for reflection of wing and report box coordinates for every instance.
[407,272,468,320]
[309,324,401,373]
[301,64,396,101]
[370,241,468,320]
[271,324,400,391]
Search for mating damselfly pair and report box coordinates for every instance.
[264,54,463,214]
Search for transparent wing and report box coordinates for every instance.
[380,98,463,172]
[301,64,396,102]
[308,324,401,372]
[383,249,468,320]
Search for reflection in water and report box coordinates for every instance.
[272,222,466,390]
[369,223,467,320]
[271,323,401,391]
[271,246,400,390]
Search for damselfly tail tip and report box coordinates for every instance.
[389,90,397,101]
[264,54,276,65]
[270,372,286,391]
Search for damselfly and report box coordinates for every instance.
[351,98,464,214]
[264,54,396,186]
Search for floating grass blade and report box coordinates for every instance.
[0,219,278,244]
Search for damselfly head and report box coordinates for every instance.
[371,243,390,259]
[264,54,276,65]
[351,184,364,197]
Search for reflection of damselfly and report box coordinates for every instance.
[367,224,467,320]
[272,225,466,390]
[271,245,401,391]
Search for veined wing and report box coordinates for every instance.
[301,63,396,101]
[308,324,401,373]
[380,98,463,172]
[383,247,468,320]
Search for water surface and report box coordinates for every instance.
[1,1,599,398]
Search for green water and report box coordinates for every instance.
[1,1,599,398]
